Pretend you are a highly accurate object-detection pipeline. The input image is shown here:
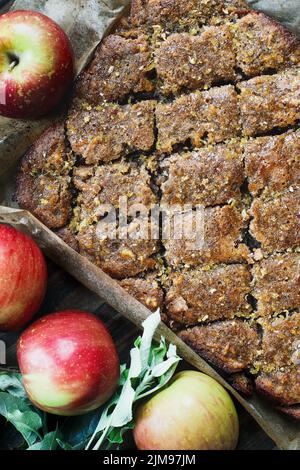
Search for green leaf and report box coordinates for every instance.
[61,409,102,450]
[0,392,42,446]
[151,356,180,378]
[110,380,135,428]
[149,337,167,367]
[119,364,129,386]
[107,421,134,446]
[139,310,161,369]
[86,310,181,451]
[128,347,142,379]
[56,439,74,450]
[0,372,27,398]
[27,430,61,450]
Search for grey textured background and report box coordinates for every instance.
[249,0,300,33]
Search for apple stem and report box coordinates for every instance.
[8,60,18,71]
[6,52,19,71]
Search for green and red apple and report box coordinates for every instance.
[0,225,47,331]
[17,310,120,415]
[0,10,74,118]
[134,371,239,450]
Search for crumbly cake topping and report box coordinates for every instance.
[15,0,300,410]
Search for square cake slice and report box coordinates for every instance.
[163,205,250,267]
[155,26,236,95]
[233,12,300,77]
[255,314,300,406]
[15,123,74,229]
[250,188,300,254]
[130,0,248,30]
[238,69,300,137]
[73,34,154,105]
[76,217,159,279]
[67,99,156,164]
[179,320,259,373]
[73,160,157,218]
[252,254,300,316]
[156,85,240,153]
[245,130,300,197]
[160,142,244,207]
[165,264,252,325]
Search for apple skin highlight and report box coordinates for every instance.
[134,371,239,450]
[17,310,120,416]
[0,225,47,331]
[0,10,74,119]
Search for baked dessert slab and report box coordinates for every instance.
[15,0,300,415]
[155,25,236,95]
[72,160,157,211]
[130,0,249,30]
[73,34,154,105]
[238,69,300,137]
[76,218,160,279]
[154,11,300,95]
[232,11,300,76]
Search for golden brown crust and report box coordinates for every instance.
[67,99,156,164]
[15,123,74,229]
[179,319,259,373]
[245,130,300,197]
[233,12,300,76]
[160,143,244,207]
[238,69,300,137]
[256,371,300,407]
[120,274,164,312]
[74,34,154,105]
[154,11,300,95]
[156,85,241,153]
[255,314,300,406]
[73,160,157,213]
[165,264,252,325]
[252,254,300,316]
[76,219,159,279]
[15,0,300,414]
[250,189,300,254]
[155,26,236,95]
[164,205,250,267]
[130,0,248,30]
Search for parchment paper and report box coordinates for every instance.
[0,0,299,449]
[0,0,130,195]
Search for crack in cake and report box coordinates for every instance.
[15,0,300,418]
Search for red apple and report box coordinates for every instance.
[0,10,74,119]
[17,310,120,416]
[134,371,239,450]
[0,225,47,331]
